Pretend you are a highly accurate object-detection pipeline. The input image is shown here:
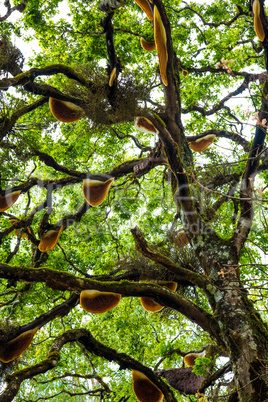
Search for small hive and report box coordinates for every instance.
[174,230,189,248]
[133,0,153,20]
[0,327,39,363]
[9,219,32,239]
[134,116,158,134]
[80,290,121,314]
[183,350,206,367]
[154,5,168,86]
[38,226,63,253]
[0,191,21,212]
[253,0,265,41]
[83,178,114,207]
[132,370,163,402]
[140,37,156,51]
[189,134,215,152]
[49,98,85,123]
[158,281,177,292]
[109,67,117,87]
[140,281,177,312]
[140,297,164,313]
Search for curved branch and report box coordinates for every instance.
[0,0,28,22]
[0,351,60,402]
[33,149,167,179]
[0,263,220,340]
[178,3,247,28]
[198,361,232,393]
[186,130,250,152]
[0,98,48,140]
[232,125,266,255]
[0,65,95,91]
[182,76,251,116]
[1,328,177,402]
[131,226,206,288]
[17,293,79,337]
[2,293,79,343]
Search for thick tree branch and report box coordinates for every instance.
[101,12,120,96]
[2,294,79,342]
[154,0,185,145]
[0,0,28,22]
[2,328,177,402]
[0,98,48,140]
[131,226,206,288]
[198,361,232,393]
[33,149,167,179]
[149,119,200,235]
[232,125,266,255]
[0,353,61,402]
[186,130,250,152]
[0,65,95,91]
[0,263,221,340]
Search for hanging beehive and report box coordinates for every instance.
[183,350,206,367]
[140,37,156,51]
[49,97,85,123]
[133,0,153,20]
[140,281,177,312]
[189,134,215,152]
[0,327,39,363]
[154,5,168,86]
[38,226,64,252]
[109,67,117,87]
[174,230,189,248]
[82,178,114,207]
[134,116,158,134]
[80,290,121,314]
[0,190,21,212]
[252,0,265,41]
[132,370,163,402]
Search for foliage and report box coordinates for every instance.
[1,0,268,401]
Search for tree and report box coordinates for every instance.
[0,0,268,400]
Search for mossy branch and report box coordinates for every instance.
[10,293,79,340]
[131,226,206,288]
[1,353,60,402]
[0,263,220,339]
[1,328,176,402]
[0,97,48,140]
[0,65,95,91]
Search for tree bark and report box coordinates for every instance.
[213,269,268,401]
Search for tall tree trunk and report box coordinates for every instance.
[214,271,268,401]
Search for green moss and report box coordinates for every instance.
[152,112,166,128]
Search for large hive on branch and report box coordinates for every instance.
[0,328,39,363]
[0,191,21,212]
[140,281,177,312]
[49,98,85,123]
[80,290,121,313]
[158,367,205,395]
[189,134,215,152]
[38,227,64,253]
[83,178,114,207]
[132,370,163,402]
[154,5,168,86]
